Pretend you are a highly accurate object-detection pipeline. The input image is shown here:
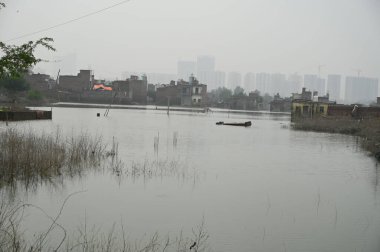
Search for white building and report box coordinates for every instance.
[270,73,287,96]
[227,72,242,89]
[197,55,216,90]
[304,74,326,96]
[327,74,341,101]
[345,76,379,104]
[243,72,255,93]
[214,71,226,89]
[256,72,271,94]
[288,73,303,95]
[177,60,196,80]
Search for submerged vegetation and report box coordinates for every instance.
[0,195,210,252]
[110,158,198,183]
[0,127,203,251]
[0,127,205,251]
[0,127,197,191]
[0,128,109,189]
[292,117,380,160]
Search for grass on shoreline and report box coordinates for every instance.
[292,117,380,160]
[0,128,111,189]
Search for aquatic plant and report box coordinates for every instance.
[292,117,380,160]
[0,193,210,252]
[0,128,111,189]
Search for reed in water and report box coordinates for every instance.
[0,128,111,188]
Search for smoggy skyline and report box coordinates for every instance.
[1,0,379,80]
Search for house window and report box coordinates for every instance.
[195,87,199,94]
[198,98,202,103]
[319,107,324,113]
[193,98,196,103]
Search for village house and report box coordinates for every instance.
[292,89,380,120]
[113,75,148,105]
[155,75,207,107]
[270,93,291,112]
[291,88,335,120]
[25,73,56,92]
[58,70,93,92]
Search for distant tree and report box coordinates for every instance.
[233,86,245,96]
[213,87,232,102]
[251,89,260,96]
[262,93,274,110]
[27,89,43,100]
[0,77,29,92]
[0,77,30,104]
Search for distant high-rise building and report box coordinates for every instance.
[256,72,271,94]
[197,55,216,89]
[243,72,255,93]
[198,71,217,90]
[288,73,303,95]
[304,74,325,95]
[227,72,242,89]
[214,71,226,89]
[327,74,341,101]
[197,56,215,74]
[177,61,196,80]
[270,73,287,96]
[345,76,379,104]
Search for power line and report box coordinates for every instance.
[5,0,131,42]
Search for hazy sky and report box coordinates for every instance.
[1,0,379,79]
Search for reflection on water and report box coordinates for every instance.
[0,107,379,252]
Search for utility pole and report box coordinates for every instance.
[353,69,362,78]
[167,96,170,115]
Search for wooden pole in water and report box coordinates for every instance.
[167,96,170,115]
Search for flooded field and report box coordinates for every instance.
[1,107,379,252]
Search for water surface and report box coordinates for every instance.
[2,107,379,252]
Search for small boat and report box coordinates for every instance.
[216,121,252,127]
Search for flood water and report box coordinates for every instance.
[2,107,380,252]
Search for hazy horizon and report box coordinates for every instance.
[1,0,379,80]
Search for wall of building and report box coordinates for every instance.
[59,70,92,92]
[156,85,181,105]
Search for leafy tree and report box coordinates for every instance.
[213,87,232,102]
[0,2,54,106]
[0,38,55,79]
[233,86,245,96]
[0,77,29,92]
[0,2,55,79]
[27,89,43,100]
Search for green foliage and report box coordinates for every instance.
[233,86,245,96]
[0,38,55,79]
[27,89,43,100]
[212,87,233,102]
[0,76,29,92]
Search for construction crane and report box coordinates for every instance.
[352,69,362,78]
